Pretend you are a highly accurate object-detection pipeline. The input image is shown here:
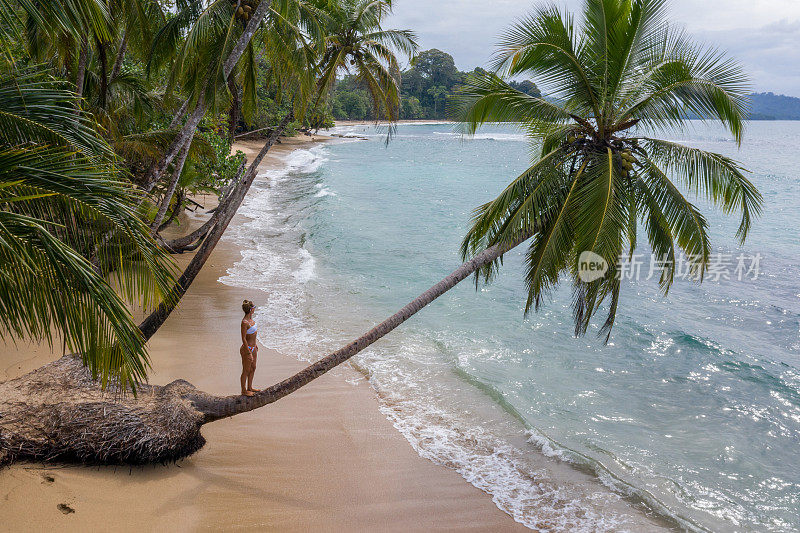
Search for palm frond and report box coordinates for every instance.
[641,138,761,241]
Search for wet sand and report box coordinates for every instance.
[0,135,528,531]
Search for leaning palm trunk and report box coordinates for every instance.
[170,99,190,129]
[227,77,240,144]
[187,231,532,422]
[0,229,530,466]
[110,29,127,81]
[158,190,186,233]
[139,112,293,340]
[142,0,274,192]
[75,36,88,105]
[150,131,195,232]
[141,99,204,193]
[163,161,247,253]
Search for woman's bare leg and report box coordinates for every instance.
[240,346,254,396]
[247,347,260,392]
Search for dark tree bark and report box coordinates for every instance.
[96,37,108,109]
[110,29,128,81]
[150,131,194,232]
[163,161,246,252]
[170,99,190,129]
[157,190,185,233]
[142,97,204,193]
[227,77,240,144]
[75,35,88,105]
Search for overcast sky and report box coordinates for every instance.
[386,0,800,96]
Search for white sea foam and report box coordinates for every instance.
[313,187,336,197]
[292,248,316,283]
[218,140,667,532]
[219,145,330,350]
[374,380,633,531]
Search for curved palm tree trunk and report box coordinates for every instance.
[134,99,191,192]
[170,99,190,129]
[110,29,127,81]
[96,37,108,109]
[138,112,293,340]
[142,99,204,193]
[227,77,240,144]
[142,0,274,193]
[163,161,246,252]
[158,190,185,233]
[150,131,194,233]
[187,232,532,423]
[75,35,88,106]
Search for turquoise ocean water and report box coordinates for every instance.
[221,122,800,531]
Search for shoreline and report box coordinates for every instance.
[225,135,679,532]
[0,134,528,531]
[331,119,455,127]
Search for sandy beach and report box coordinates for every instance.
[0,134,528,531]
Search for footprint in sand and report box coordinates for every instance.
[57,503,75,515]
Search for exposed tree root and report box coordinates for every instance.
[0,356,206,466]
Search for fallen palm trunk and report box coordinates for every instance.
[0,232,529,466]
[162,160,247,253]
[0,355,206,466]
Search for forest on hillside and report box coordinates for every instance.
[326,49,800,122]
[328,48,540,121]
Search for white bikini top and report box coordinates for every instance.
[246,322,257,335]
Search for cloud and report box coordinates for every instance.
[386,1,800,96]
[692,20,800,96]
[387,1,529,70]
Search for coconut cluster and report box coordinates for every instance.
[563,131,640,178]
[616,149,637,178]
[565,132,585,144]
[231,0,258,23]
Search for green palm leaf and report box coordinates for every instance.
[457,0,761,339]
[0,70,177,390]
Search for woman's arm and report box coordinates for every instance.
[241,321,248,346]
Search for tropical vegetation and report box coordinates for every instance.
[0,0,416,389]
[0,0,762,467]
[330,48,541,120]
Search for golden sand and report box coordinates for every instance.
[0,134,527,532]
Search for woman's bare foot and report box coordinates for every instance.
[248,387,261,392]
[241,390,255,397]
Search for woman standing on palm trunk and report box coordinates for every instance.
[240,300,260,396]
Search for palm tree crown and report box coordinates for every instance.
[314,0,418,120]
[454,0,762,339]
